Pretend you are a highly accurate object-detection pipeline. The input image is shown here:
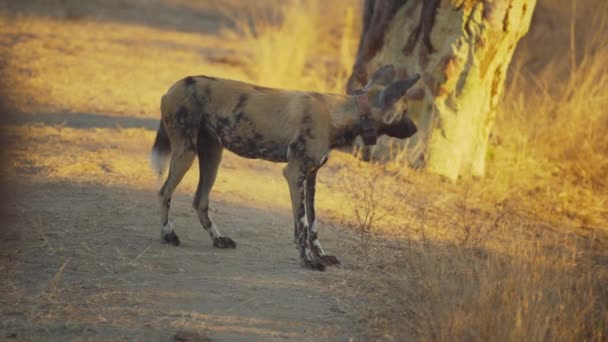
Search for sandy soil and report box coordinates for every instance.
[1,172,358,341]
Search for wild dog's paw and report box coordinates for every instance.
[161,231,180,246]
[320,255,340,266]
[301,258,326,272]
[213,236,237,249]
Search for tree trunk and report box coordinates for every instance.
[347,0,536,180]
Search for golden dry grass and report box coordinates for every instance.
[489,0,608,229]
[219,0,360,93]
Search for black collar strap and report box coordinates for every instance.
[353,91,377,146]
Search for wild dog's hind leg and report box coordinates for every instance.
[193,128,236,248]
[306,170,340,266]
[159,146,196,246]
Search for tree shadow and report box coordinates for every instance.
[0,0,237,35]
[1,110,158,131]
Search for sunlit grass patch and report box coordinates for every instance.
[219,0,359,93]
[0,13,247,117]
[489,0,608,228]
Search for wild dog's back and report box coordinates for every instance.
[160,75,332,162]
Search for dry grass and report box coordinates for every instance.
[333,165,607,340]
[0,10,247,117]
[352,230,608,341]
[338,158,413,258]
[488,0,608,228]
[220,0,359,93]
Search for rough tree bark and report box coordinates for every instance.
[347,0,536,180]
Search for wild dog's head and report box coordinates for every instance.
[355,65,420,140]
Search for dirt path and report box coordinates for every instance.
[2,172,358,341]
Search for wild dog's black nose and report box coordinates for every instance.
[403,116,417,136]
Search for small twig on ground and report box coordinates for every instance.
[116,247,126,261]
[224,297,257,312]
[132,245,151,262]
[80,241,93,253]
[46,258,71,299]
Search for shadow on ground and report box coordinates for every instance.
[0,111,158,130]
[0,0,236,35]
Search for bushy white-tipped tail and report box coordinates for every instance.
[150,147,169,177]
[150,122,171,177]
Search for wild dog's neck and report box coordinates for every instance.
[327,95,364,148]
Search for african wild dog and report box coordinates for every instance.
[150,65,419,271]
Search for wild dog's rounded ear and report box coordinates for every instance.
[377,73,421,108]
[363,65,396,91]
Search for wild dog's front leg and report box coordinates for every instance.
[305,170,340,266]
[283,162,325,271]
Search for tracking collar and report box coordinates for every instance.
[352,90,377,146]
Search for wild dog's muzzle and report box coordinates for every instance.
[381,115,418,139]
